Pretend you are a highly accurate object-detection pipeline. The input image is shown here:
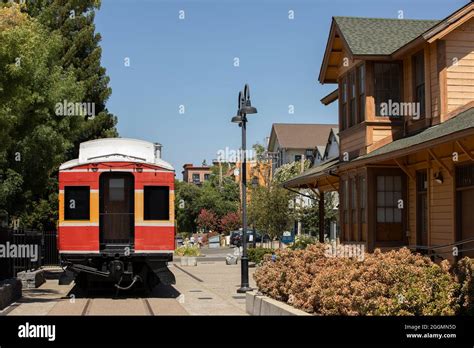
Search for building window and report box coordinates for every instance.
[343,179,349,225]
[295,155,302,162]
[192,173,200,183]
[456,163,474,188]
[359,176,366,223]
[358,65,365,122]
[349,71,356,127]
[376,176,402,223]
[305,149,314,162]
[204,174,210,181]
[144,186,169,220]
[64,186,90,220]
[374,63,401,116]
[351,177,357,224]
[341,77,347,130]
[413,51,425,119]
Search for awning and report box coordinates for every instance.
[282,157,339,190]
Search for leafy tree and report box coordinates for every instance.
[197,181,238,218]
[298,191,338,237]
[273,160,311,185]
[175,180,202,233]
[24,0,118,157]
[248,183,294,245]
[196,209,218,232]
[0,4,87,229]
[175,166,240,233]
[0,1,118,230]
[220,211,241,235]
[273,159,339,238]
[252,143,265,159]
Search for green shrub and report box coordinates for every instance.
[289,235,317,250]
[452,257,474,315]
[175,244,201,257]
[254,244,458,315]
[248,247,273,265]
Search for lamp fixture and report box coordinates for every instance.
[231,115,243,123]
[434,171,443,184]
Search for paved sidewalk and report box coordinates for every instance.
[170,261,256,315]
[3,268,74,316]
[2,260,256,316]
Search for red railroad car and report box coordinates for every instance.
[58,138,176,290]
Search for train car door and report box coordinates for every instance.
[99,172,134,250]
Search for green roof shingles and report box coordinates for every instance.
[355,106,474,162]
[334,17,440,55]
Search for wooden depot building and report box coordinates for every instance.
[283,2,474,262]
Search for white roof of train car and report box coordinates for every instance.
[59,138,174,171]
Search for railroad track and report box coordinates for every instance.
[142,298,154,316]
[80,298,155,316]
[81,298,92,316]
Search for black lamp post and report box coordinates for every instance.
[232,84,257,293]
[251,176,259,248]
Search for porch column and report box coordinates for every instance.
[319,191,325,243]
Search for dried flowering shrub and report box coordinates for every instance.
[452,257,474,315]
[254,245,459,316]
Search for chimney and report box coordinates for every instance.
[154,142,162,159]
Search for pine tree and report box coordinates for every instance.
[25,0,118,157]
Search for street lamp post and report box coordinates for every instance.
[232,84,257,293]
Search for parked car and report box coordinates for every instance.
[255,232,271,243]
[176,236,184,247]
[230,230,270,247]
[229,230,241,247]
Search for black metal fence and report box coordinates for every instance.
[0,228,59,281]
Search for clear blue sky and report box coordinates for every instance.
[95,0,467,173]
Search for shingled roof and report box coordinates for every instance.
[268,123,338,150]
[334,17,440,55]
[351,104,474,164]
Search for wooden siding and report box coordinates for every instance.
[430,41,441,123]
[429,165,454,247]
[366,125,396,152]
[445,19,474,114]
[404,142,459,263]
[340,126,366,157]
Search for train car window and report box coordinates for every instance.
[109,178,125,201]
[64,186,90,220]
[144,186,169,220]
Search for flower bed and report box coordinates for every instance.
[253,244,473,316]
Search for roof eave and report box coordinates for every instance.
[319,19,354,84]
[340,127,474,171]
[423,2,474,43]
